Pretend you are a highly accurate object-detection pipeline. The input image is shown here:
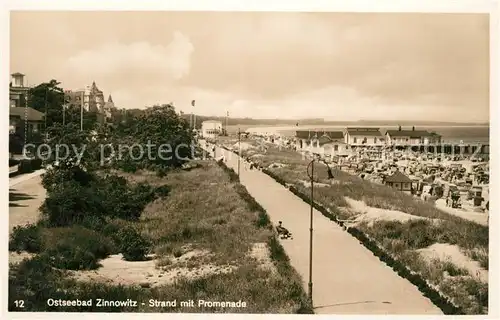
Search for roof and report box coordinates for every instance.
[296,130,344,140]
[9,107,44,121]
[385,170,413,183]
[386,130,433,137]
[11,72,25,76]
[346,127,381,136]
[317,134,345,146]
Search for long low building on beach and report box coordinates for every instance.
[344,127,385,146]
[385,126,441,145]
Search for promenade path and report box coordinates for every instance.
[9,170,46,234]
[201,141,442,315]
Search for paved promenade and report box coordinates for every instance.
[9,171,46,233]
[202,141,442,314]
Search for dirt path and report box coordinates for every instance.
[9,175,46,234]
[434,199,488,226]
[202,141,442,315]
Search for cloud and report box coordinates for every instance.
[10,12,488,122]
[66,31,194,83]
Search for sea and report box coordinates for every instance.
[244,125,490,145]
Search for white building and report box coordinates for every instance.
[344,127,384,146]
[385,126,441,146]
[201,120,223,139]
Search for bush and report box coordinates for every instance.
[18,159,33,173]
[156,168,167,177]
[9,224,43,253]
[116,227,151,261]
[154,185,171,197]
[41,165,95,193]
[96,176,157,221]
[119,159,138,173]
[41,245,100,270]
[9,256,67,311]
[41,226,116,270]
[41,181,105,227]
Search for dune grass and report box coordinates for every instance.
[237,142,489,314]
[9,160,311,313]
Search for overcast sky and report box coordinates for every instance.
[10,11,489,122]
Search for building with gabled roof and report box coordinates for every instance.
[384,170,413,194]
[344,127,384,146]
[385,126,441,146]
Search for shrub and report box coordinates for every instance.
[97,176,156,221]
[41,165,95,193]
[9,224,43,253]
[120,159,138,173]
[100,221,123,239]
[156,168,167,177]
[43,226,116,260]
[41,245,100,270]
[79,215,108,231]
[18,159,33,173]
[154,185,171,197]
[116,227,151,261]
[9,256,67,311]
[41,181,105,227]
[39,226,116,270]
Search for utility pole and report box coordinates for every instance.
[80,91,84,131]
[44,87,48,139]
[63,90,69,126]
[191,100,196,132]
[225,111,229,135]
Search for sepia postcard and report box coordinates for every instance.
[3,0,498,318]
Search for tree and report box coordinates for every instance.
[28,80,64,129]
[112,104,194,170]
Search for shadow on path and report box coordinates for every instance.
[9,188,35,207]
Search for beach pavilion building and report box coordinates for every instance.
[201,120,223,139]
[344,127,385,147]
[384,170,413,194]
[385,126,441,146]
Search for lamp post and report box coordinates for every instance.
[306,154,334,306]
[238,128,241,176]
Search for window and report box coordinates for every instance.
[353,137,357,143]
[373,138,377,144]
[334,145,338,151]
